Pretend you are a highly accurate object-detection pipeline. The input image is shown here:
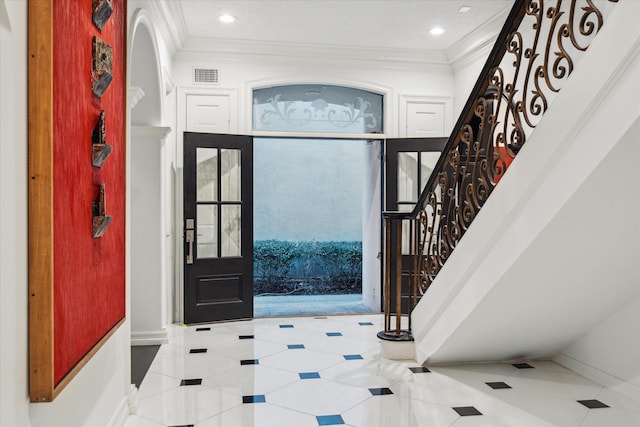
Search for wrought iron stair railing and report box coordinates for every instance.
[379,0,618,341]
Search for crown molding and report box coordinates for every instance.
[447,5,510,71]
[180,37,450,67]
[145,0,188,57]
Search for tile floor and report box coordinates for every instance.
[125,314,640,427]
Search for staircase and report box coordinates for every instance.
[380,0,640,373]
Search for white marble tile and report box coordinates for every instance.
[488,387,588,427]
[129,315,638,427]
[170,330,239,349]
[197,402,319,427]
[580,406,640,427]
[123,415,165,427]
[260,347,345,373]
[202,364,300,396]
[136,385,241,426]
[342,395,458,427]
[148,352,237,380]
[305,335,380,356]
[204,337,288,360]
[449,413,552,427]
[391,371,491,407]
[153,343,190,360]
[320,358,412,388]
[256,326,328,346]
[266,378,372,415]
[595,388,640,414]
[507,369,603,400]
[136,371,181,400]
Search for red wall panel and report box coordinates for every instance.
[52,0,126,385]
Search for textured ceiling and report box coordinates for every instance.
[176,0,514,52]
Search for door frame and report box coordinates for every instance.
[175,83,391,322]
[174,88,239,323]
[176,134,385,323]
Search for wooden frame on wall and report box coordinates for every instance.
[28,0,126,402]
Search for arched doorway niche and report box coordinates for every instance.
[128,9,172,346]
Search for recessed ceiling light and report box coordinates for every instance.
[219,14,237,24]
[458,6,471,13]
[429,26,445,36]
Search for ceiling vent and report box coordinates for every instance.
[193,68,219,85]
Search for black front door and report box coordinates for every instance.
[183,132,253,323]
[385,137,447,312]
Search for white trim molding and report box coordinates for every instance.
[447,5,510,71]
[128,86,146,110]
[131,330,169,346]
[107,395,130,427]
[554,354,640,402]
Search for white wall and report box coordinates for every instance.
[557,294,640,400]
[254,138,366,241]
[172,51,455,140]
[0,2,130,426]
[130,127,171,343]
[0,1,30,425]
[452,52,489,119]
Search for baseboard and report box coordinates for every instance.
[107,395,130,427]
[127,384,139,415]
[131,330,168,346]
[553,354,640,402]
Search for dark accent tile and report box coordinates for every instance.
[359,322,374,326]
[453,406,483,416]
[343,354,363,360]
[180,378,202,386]
[512,362,534,369]
[189,348,207,354]
[326,332,342,337]
[243,394,266,404]
[279,324,294,328]
[169,425,194,427]
[239,335,254,340]
[316,414,345,425]
[241,359,259,365]
[369,387,393,396]
[486,381,512,390]
[299,372,321,379]
[409,367,431,373]
[315,317,328,319]
[195,327,210,332]
[288,344,305,349]
[578,399,610,409]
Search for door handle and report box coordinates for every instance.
[185,229,194,265]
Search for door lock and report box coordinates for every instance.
[185,219,195,265]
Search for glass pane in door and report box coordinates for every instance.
[221,205,241,257]
[197,148,218,202]
[221,149,241,201]
[398,152,418,202]
[420,152,441,190]
[197,204,218,258]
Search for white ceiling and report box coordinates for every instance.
[175,1,514,54]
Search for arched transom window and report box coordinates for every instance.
[252,84,384,134]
